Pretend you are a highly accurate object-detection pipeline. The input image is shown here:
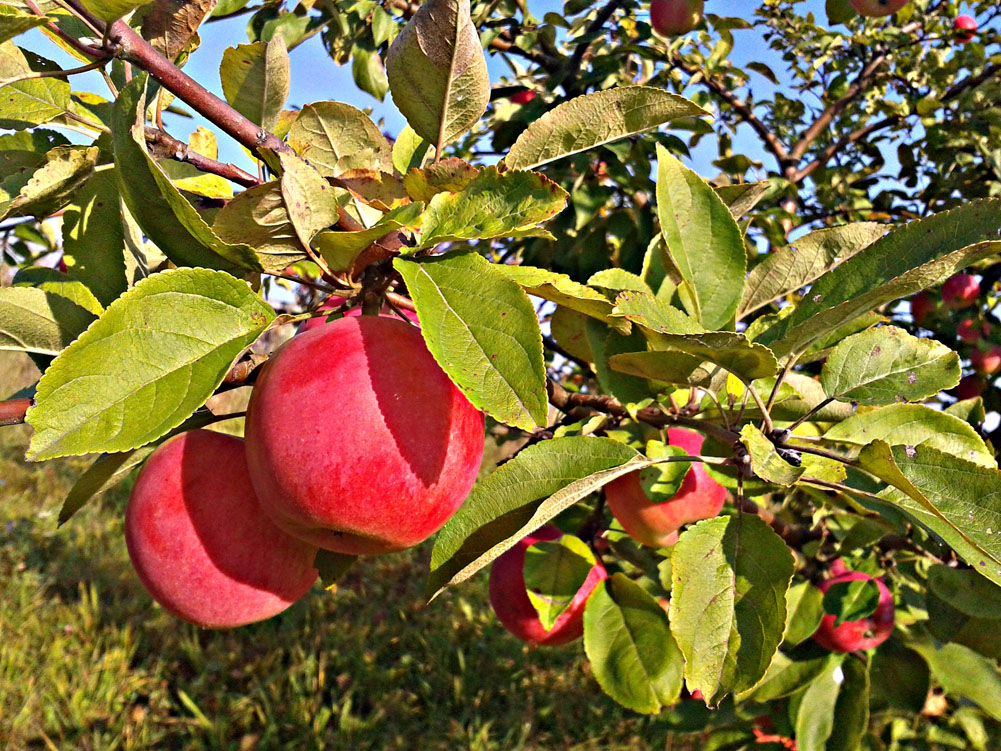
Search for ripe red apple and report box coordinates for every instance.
[650,0,703,36]
[488,525,607,646]
[971,344,1001,375]
[245,315,484,555]
[954,14,978,43]
[952,374,985,400]
[957,317,989,344]
[812,562,895,653]
[603,428,727,548]
[850,0,909,17]
[510,90,536,105]
[942,273,980,309]
[909,291,937,327]
[125,430,318,628]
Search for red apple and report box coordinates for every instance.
[850,0,909,17]
[971,344,1001,375]
[952,374,985,400]
[245,315,484,555]
[650,0,703,36]
[125,430,318,628]
[942,273,979,309]
[812,563,895,653]
[604,428,727,548]
[510,90,536,105]
[957,317,989,344]
[954,14,978,43]
[909,291,937,327]
[488,525,607,646]
[57,256,68,273]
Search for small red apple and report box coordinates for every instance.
[942,273,980,309]
[488,525,607,646]
[971,344,1001,375]
[812,562,895,653]
[957,317,989,344]
[245,315,484,555]
[952,374,985,400]
[954,14,978,43]
[650,0,703,36]
[850,0,909,17]
[909,291,937,327]
[125,430,318,628]
[510,90,536,105]
[604,428,727,548]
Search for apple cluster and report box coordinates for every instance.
[910,272,998,400]
[125,311,485,628]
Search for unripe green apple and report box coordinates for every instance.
[650,0,703,37]
[245,315,484,556]
[125,430,318,628]
[850,0,908,17]
[812,561,895,653]
[603,428,727,548]
[488,525,607,646]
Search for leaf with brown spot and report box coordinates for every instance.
[141,0,217,61]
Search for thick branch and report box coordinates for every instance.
[790,115,900,183]
[143,127,261,188]
[0,398,32,427]
[61,0,292,157]
[942,62,1001,103]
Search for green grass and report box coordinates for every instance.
[0,353,694,751]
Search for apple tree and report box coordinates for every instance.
[2,0,1001,747]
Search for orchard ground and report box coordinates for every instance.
[0,350,714,751]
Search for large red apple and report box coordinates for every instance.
[488,525,607,646]
[812,562,895,653]
[850,0,908,17]
[942,273,980,309]
[650,0,703,37]
[245,315,484,556]
[603,428,727,548]
[954,14,978,43]
[125,430,318,628]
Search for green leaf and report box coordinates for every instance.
[12,266,102,316]
[391,124,433,174]
[25,268,275,460]
[859,441,1001,589]
[926,587,1001,660]
[386,0,489,150]
[315,550,357,589]
[219,37,289,132]
[61,169,135,307]
[414,166,567,250]
[826,0,855,25]
[740,424,805,486]
[583,574,684,714]
[492,264,624,332]
[588,269,650,296]
[351,41,388,102]
[910,636,1001,721]
[739,650,829,703]
[523,535,596,631]
[0,5,49,44]
[278,151,339,250]
[822,578,881,627]
[1,144,97,220]
[0,285,96,355]
[756,200,1001,358]
[607,351,713,388]
[795,654,870,751]
[647,332,778,383]
[0,129,67,208]
[612,289,703,335]
[824,404,995,469]
[313,202,423,273]
[212,180,308,273]
[739,223,887,318]
[928,564,1001,620]
[78,0,154,22]
[714,181,772,220]
[655,144,745,330]
[587,320,656,403]
[639,442,690,503]
[820,326,960,405]
[505,86,709,171]
[0,41,69,128]
[870,641,931,713]
[427,436,644,600]
[402,157,478,203]
[112,75,263,273]
[287,100,393,177]
[783,580,826,646]
[669,514,795,705]
[394,252,547,431]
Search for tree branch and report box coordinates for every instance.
[0,398,32,427]
[562,0,624,95]
[790,115,901,183]
[143,127,261,188]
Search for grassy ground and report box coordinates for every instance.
[0,352,693,751]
